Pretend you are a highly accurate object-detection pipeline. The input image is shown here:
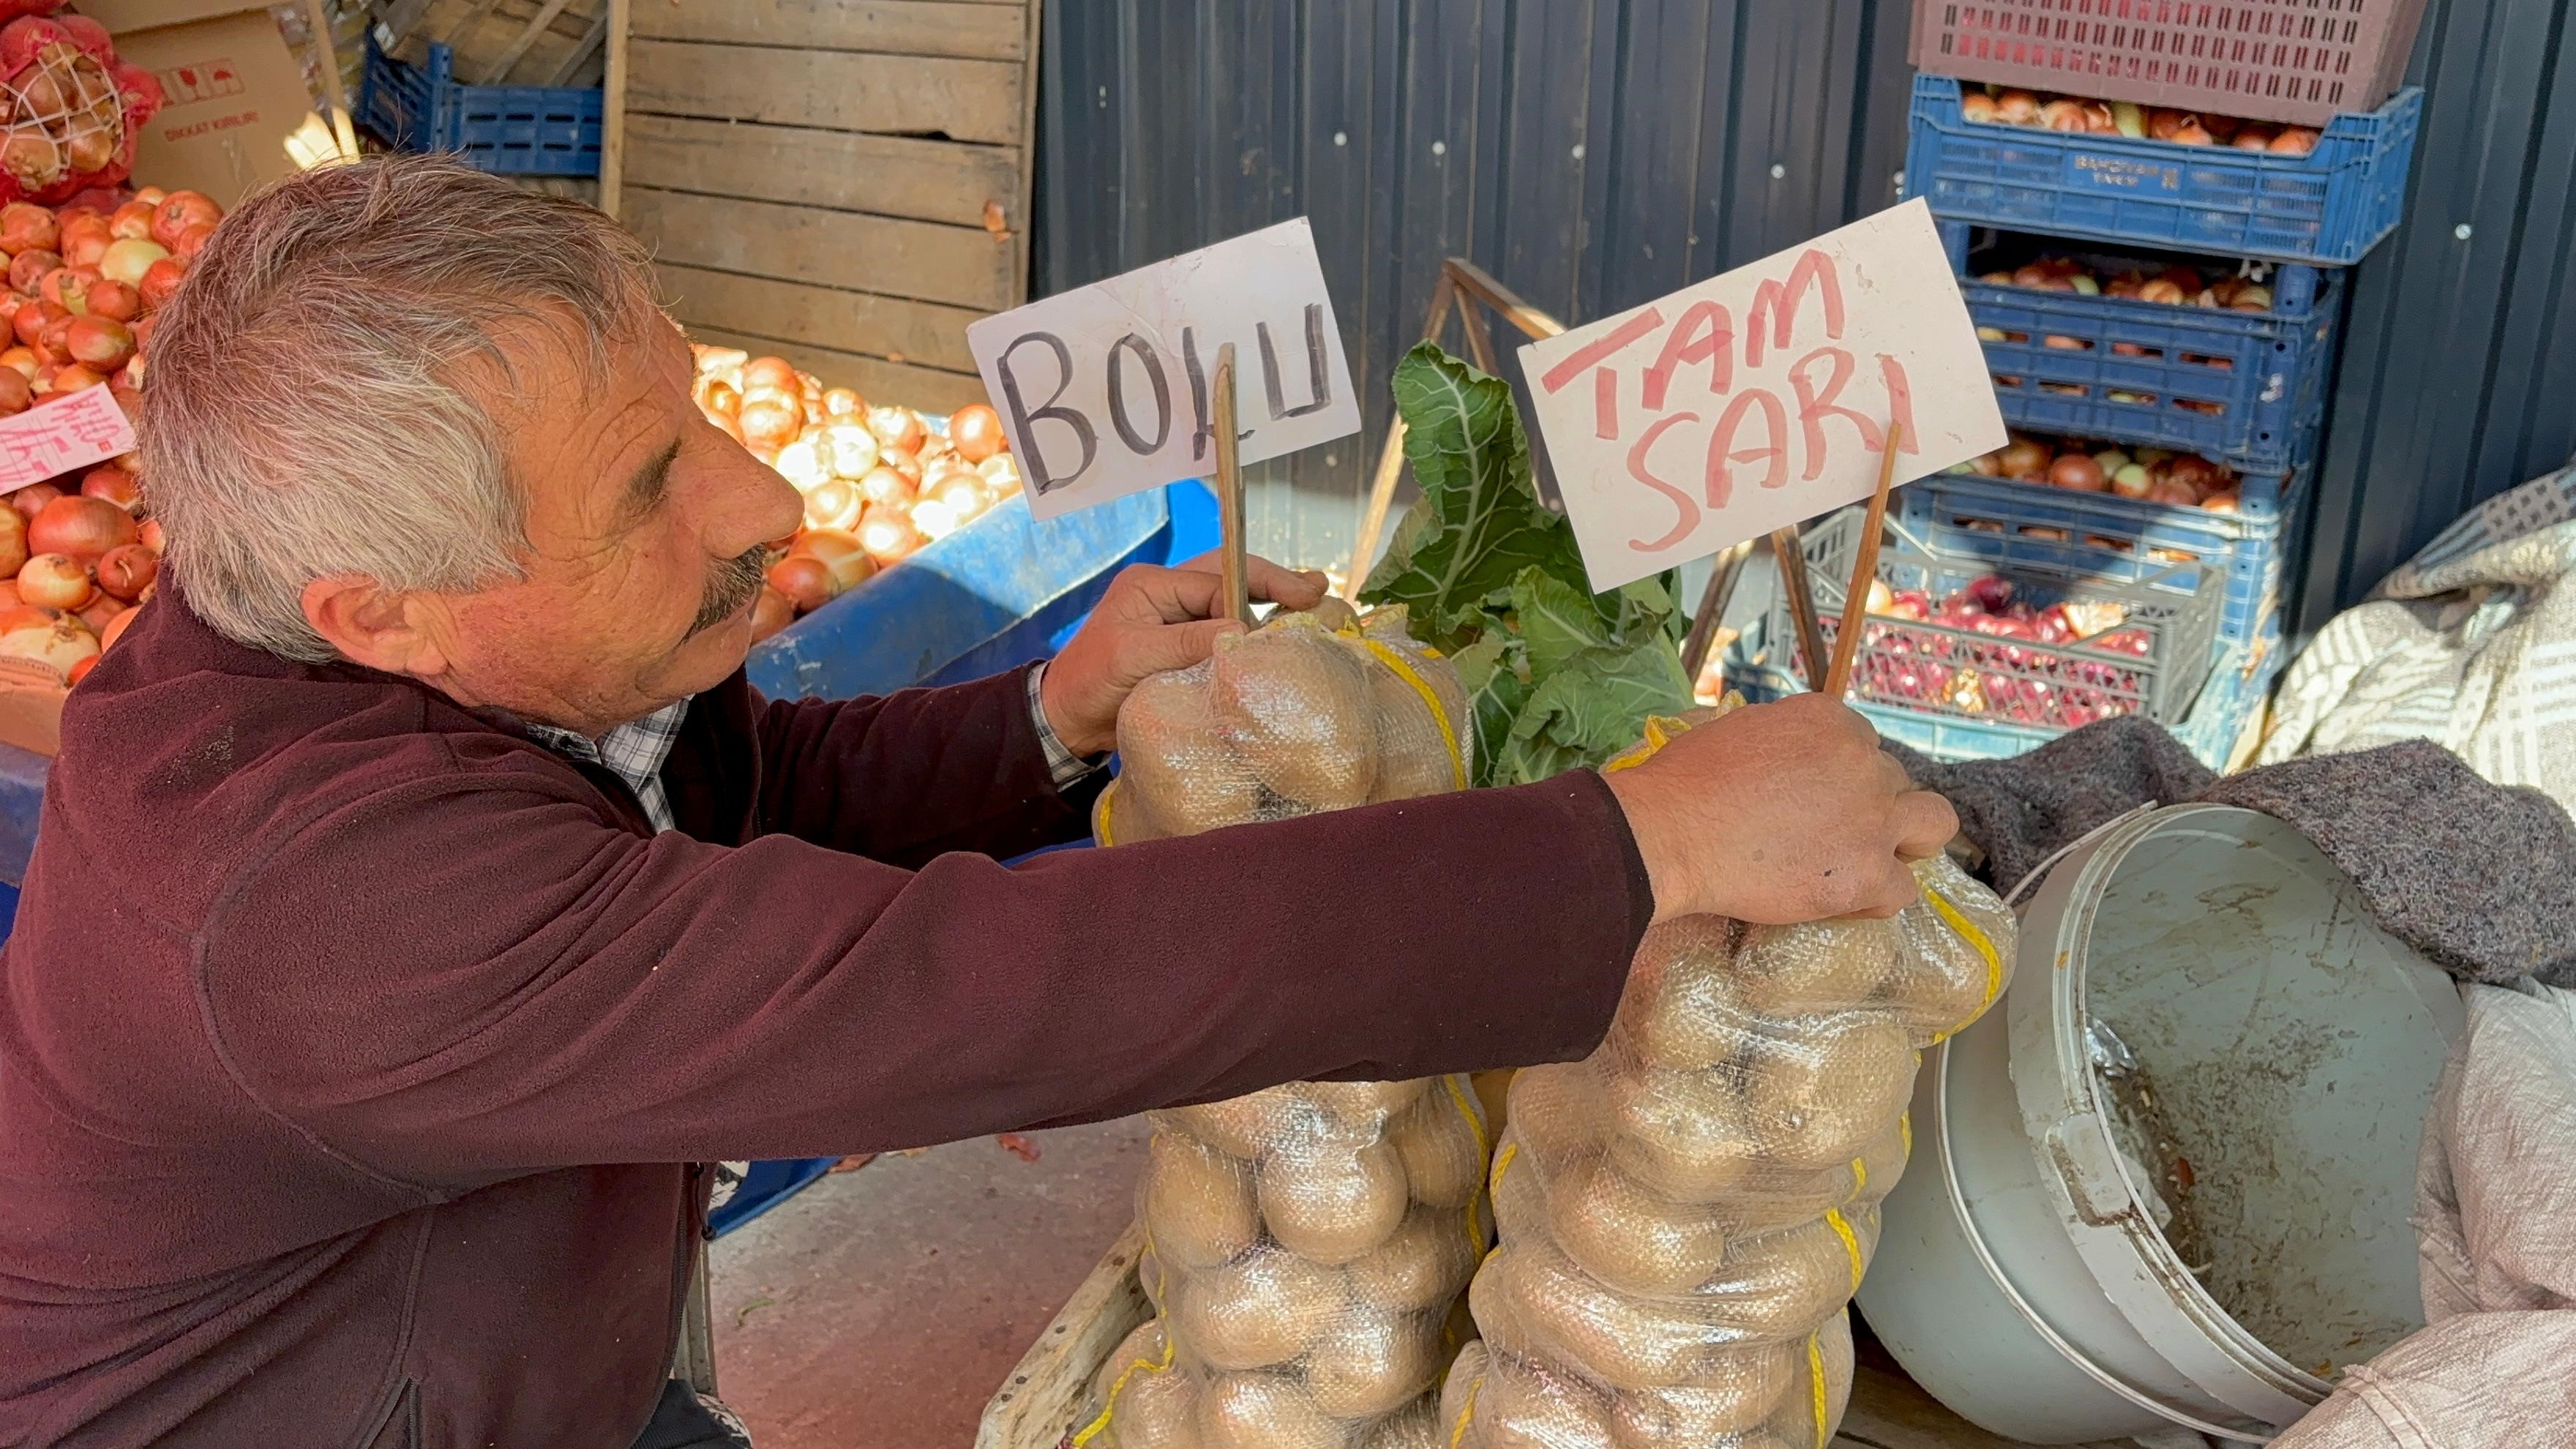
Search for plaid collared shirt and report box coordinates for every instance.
[524,662,1098,834]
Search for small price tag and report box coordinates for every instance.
[0,385,135,495]
[1516,199,2007,591]
[967,219,1361,520]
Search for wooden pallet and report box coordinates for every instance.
[974,1222,2138,1449]
[603,0,1038,414]
[370,0,610,88]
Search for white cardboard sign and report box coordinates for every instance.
[967,219,1361,519]
[0,384,135,494]
[1517,198,2007,591]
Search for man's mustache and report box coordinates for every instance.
[691,547,768,635]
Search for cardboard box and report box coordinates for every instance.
[72,0,318,206]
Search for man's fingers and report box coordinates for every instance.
[1891,788,1961,863]
[1875,749,1912,798]
[1839,860,1926,920]
[1248,559,1330,608]
[1132,555,1328,621]
[1122,615,1246,679]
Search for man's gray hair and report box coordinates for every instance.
[142,155,662,662]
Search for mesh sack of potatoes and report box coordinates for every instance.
[1437,708,2015,1449]
[1073,600,1486,1449]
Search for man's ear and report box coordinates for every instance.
[302,576,452,678]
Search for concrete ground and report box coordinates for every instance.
[708,1117,1153,1448]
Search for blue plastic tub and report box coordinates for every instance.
[1904,75,2422,265]
[1942,222,2343,471]
[1899,459,2308,648]
[359,38,603,176]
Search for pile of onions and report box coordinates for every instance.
[687,345,1022,643]
[0,457,156,685]
[1975,254,2275,314]
[1958,86,2321,155]
[1954,430,2242,514]
[0,183,222,426]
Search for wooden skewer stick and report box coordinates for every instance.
[1821,422,1906,701]
[1680,536,1756,685]
[1773,529,1832,694]
[1211,344,1252,628]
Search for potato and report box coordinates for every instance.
[1356,1399,1440,1449]
[1549,1157,1729,1298]
[1731,917,1900,1019]
[1175,1248,1348,1371]
[1300,1079,1429,1131]
[1502,1065,1607,1169]
[1439,1340,1489,1434]
[1196,1372,1347,1449]
[1736,1015,1917,1168]
[1469,1241,1713,1390]
[1693,1207,1876,1339]
[1093,777,1172,846]
[1305,1300,1442,1418]
[1099,1356,1202,1449]
[1469,1353,1618,1449]
[1744,1312,1852,1449]
[1259,1139,1410,1264]
[1617,921,1757,1071]
[1117,667,1262,835]
[1712,1114,1906,1236]
[1161,1087,1319,1161]
[1606,1338,1800,1448]
[1092,1319,1171,1412]
[1879,855,2015,1045]
[1388,1088,1485,1210]
[1347,1208,1476,1314]
[1210,614,1379,809]
[1143,1131,1260,1270]
[1603,1066,1764,1203]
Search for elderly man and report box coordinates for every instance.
[0,158,1953,1448]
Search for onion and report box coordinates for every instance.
[2173,116,2217,146]
[2199,490,2241,514]
[1995,90,2040,124]
[857,506,925,564]
[2269,127,2319,157]
[98,238,168,288]
[749,586,795,643]
[48,362,105,393]
[150,191,222,252]
[79,464,138,512]
[29,494,135,561]
[856,465,914,508]
[17,553,91,608]
[0,201,55,253]
[94,542,153,599]
[0,348,31,383]
[2146,479,2199,506]
[804,475,864,531]
[136,517,162,554]
[108,200,154,241]
[1961,91,1999,124]
[137,256,184,312]
[2039,99,2088,132]
[2232,127,2275,151]
[83,276,137,322]
[818,422,879,479]
[0,508,22,577]
[64,315,130,370]
[171,223,214,261]
[949,403,1008,463]
[741,356,800,394]
[865,405,926,455]
[0,368,27,417]
[790,528,875,592]
[822,386,865,418]
[98,600,136,649]
[2165,454,2224,495]
[2049,454,2109,491]
[932,471,989,521]
[771,437,830,492]
[1996,438,2051,480]
[978,452,1022,494]
[737,398,802,451]
[909,498,962,542]
[74,589,121,634]
[64,653,93,686]
[765,553,839,613]
[10,482,60,521]
[132,186,165,207]
[7,248,57,296]
[59,214,108,269]
[2111,463,2154,498]
[0,613,98,682]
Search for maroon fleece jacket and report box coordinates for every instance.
[0,581,1651,1448]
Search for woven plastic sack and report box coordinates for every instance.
[1440,708,2017,1449]
[1077,601,1486,1449]
[0,15,160,204]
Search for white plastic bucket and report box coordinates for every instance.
[1857,804,2465,1443]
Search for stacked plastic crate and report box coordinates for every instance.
[1745,1,2430,767]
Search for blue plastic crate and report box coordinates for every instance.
[1904,75,2422,266]
[1899,459,2308,648]
[359,38,602,177]
[1940,222,2343,471]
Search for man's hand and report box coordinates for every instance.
[1040,553,1330,756]
[1602,694,1958,925]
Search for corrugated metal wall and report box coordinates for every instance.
[1036,0,2576,638]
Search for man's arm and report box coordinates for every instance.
[198,763,1652,1186]
[750,664,1091,868]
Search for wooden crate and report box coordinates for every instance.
[608,0,1038,416]
[974,1227,2143,1449]
[371,0,611,88]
